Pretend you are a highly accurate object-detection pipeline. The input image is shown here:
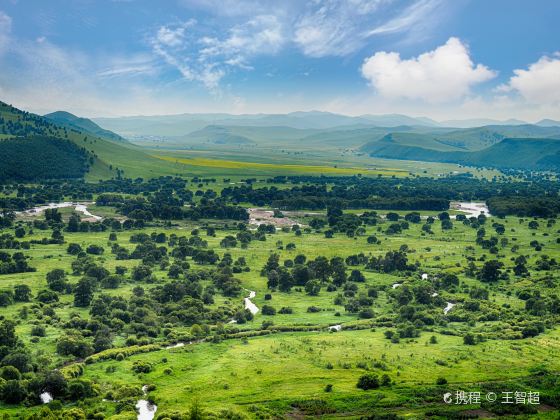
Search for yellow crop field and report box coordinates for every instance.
[154,154,408,176]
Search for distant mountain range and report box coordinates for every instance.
[2,101,559,177]
[91,109,560,171]
[93,111,560,139]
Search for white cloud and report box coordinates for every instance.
[200,15,284,61]
[367,0,441,36]
[156,27,186,47]
[361,37,496,103]
[497,53,560,105]
[97,55,158,78]
[293,0,387,57]
[151,15,285,90]
[293,0,446,57]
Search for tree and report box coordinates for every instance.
[0,290,13,307]
[438,273,459,290]
[56,333,94,358]
[45,208,62,223]
[528,220,539,229]
[1,366,21,380]
[380,374,392,386]
[441,219,453,230]
[261,305,276,315]
[37,289,59,303]
[46,269,67,292]
[261,253,280,276]
[132,264,152,281]
[308,256,330,281]
[2,352,32,373]
[413,282,433,304]
[31,325,46,337]
[93,328,113,352]
[463,333,476,345]
[357,373,379,390]
[305,280,321,296]
[67,243,82,255]
[86,244,104,255]
[13,284,31,302]
[0,319,17,348]
[514,255,529,277]
[404,212,421,223]
[478,260,504,283]
[292,264,311,286]
[1,379,27,403]
[74,277,95,307]
[220,235,237,248]
[469,286,489,300]
[277,268,294,292]
[349,269,365,282]
[67,214,80,232]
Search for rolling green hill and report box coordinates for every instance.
[0,101,181,181]
[44,110,126,142]
[460,137,560,169]
[361,134,560,170]
[182,125,256,145]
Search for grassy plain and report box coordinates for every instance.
[1,198,559,418]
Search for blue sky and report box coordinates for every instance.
[0,0,559,121]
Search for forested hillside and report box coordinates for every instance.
[0,136,91,181]
[0,102,181,182]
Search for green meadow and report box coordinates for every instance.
[1,197,559,418]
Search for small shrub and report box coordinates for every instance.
[357,373,379,390]
[436,377,448,385]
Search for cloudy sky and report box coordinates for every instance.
[0,0,559,121]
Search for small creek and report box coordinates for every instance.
[16,202,102,221]
[444,302,455,315]
[244,290,259,315]
[136,385,157,420]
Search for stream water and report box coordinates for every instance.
[244,290,259,315]
[40,392,53,404]
[17,202,102,220]
[450,201,491,218]
[444,302,456,314]
[136,385,157,420]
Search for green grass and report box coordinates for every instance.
[81,328,560,417]
[1,202,559,418]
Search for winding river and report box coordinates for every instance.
[450,201,491,218]
[244,290,259,315]
[16,202,102,221]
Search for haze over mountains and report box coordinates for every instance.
[90,110,560,171]
[93,111,560,139]
[0,100,559,183]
